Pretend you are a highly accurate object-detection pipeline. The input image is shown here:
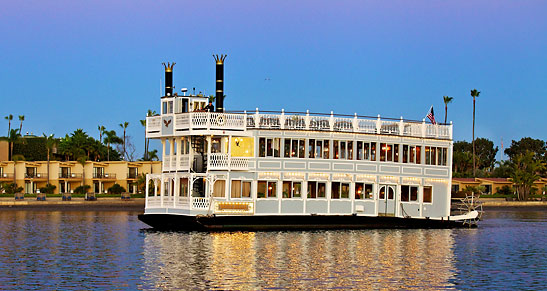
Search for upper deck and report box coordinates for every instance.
[146,109,452,140]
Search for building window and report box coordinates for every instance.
[423,186,432,203]
[231,180,251,198]
[307,181,326,198]
[259,137,281,157]
[401,185,419,202]
[282,181,302,198]
[331,182,350,199]
[257,181,277,198]
[355,183,373,199]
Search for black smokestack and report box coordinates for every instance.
[162,62,175,96]
[213,54,227,112]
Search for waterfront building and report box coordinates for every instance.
[0,160,160,194]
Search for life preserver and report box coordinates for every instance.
[216,114,226,125]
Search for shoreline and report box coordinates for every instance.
[0,197,144,211]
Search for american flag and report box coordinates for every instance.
[426,106,436,124]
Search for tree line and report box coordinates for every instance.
[453,137,546,200]
[2,111,159,163]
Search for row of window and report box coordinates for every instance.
[168,178,433,203]
[258,138,448,166]
[240,180,432,202]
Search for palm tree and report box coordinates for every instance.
[43,133,57,185]
[147,149,159,161]
[98,125,106,143]
[104,130,123,161]
[443,96,454,124]
[18,115,25,133]
[77,156,88,196]
[140,119,147,160]
[6,129,21,161]
[470,89,481,177]
[4,114,13,135]
[119,122,129,160]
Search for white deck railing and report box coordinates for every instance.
[147,110,452,139]
[209,153,249,170]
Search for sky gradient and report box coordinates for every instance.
[1,0,546,160]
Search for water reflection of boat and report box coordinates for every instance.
[138,56,479,231]
[142,230,457,290]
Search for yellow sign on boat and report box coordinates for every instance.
[230,137,254,157]
[214,201,254,214]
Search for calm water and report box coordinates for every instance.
[0,209,545,290]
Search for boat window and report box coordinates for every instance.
[315,140,323,159]
[284,139,305,158]
[371,142,376,161]
[331,182,350,199]
[393,144,399,162]
[282,181,302,198]
[162,101,168,114]
[284,139,290,157]
[401,185,418,202]
[403,145,420,164]
[180,137,190,155]
[423,186,432,203]
[259,138,266,157]
[179,178,189,197]
[387,186,394,200]
[291,140,298,157]
[213,180,225,197]
[357,141,363,160]
[308,181,317,198]
[323,140,330,159]
[331,182,340,199]
[425,146,446,166]
[307,181,327,198]
[259,138,281,158]
[257,180,277,198]
[348,141,353,160]
[340,141,346,159]
[211,138,222,153]
[334,141,339,159]
[231,180,252,198]
[379,187,385,199]
[309,139,315,158]
[355,183,373,199]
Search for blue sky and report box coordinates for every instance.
[1,0,546,160]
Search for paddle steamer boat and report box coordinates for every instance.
[138,56,479,230]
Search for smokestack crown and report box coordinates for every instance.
[213,54,227,65]
[162,62,175,72]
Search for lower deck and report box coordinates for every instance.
[144,171,451,219]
